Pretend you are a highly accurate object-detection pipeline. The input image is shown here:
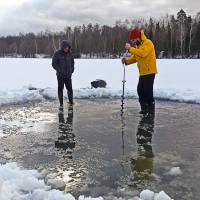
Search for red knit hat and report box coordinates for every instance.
[129,28,141,40]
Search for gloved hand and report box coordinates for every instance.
[121,57,127,65]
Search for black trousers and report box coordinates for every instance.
[137,74,155,105]
[57,76,73,105]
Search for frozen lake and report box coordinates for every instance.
[1,58,200,199]
[0,99,200,199]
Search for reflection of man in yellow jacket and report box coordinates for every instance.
[122,28,158,114]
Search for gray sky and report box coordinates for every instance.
[0,0,199,36]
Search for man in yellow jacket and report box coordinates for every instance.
[122,28,158,114]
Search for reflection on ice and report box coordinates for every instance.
[55,106,75,159]
[129,114,155,188]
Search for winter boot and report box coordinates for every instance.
[59,104,64,112]
[58,90,64,107]
[68,91,73,105]
[58,96,63,111]
[139,102,148,114]
[148,102,155,115]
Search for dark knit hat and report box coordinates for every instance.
[60,40,71,50]
[129,28,141,40]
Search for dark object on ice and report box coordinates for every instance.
[91,79,107,88]
[28,86,37,90]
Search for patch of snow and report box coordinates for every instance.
[155,191,172,200]
[140,189,154,200]
[136,189,173,200]
[0,162,104,200]
[166,167,182,176]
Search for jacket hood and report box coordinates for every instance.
[60,40,71,50]
[141,30,147,41]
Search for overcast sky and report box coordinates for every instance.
[0,0,199,36]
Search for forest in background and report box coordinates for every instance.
[0,9,200,58]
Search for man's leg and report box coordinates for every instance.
[137,76,148,114]
[143,74,155,114]
[57,76,65,107]
[65,78,73,105]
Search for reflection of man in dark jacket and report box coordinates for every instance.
[55,106,75,159]
[52,40,74,109]
[130,113,155,188]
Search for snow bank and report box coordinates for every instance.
[1,58,200,105]
[1,86,200,106]
[0,87,43,106]
[0,162,103,200]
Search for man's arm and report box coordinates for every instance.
[52,52,59,71]
[125,55,136,65]
[129,40,153,58]
[71,56,74,73]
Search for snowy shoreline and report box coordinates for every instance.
[1,58,200,106]
[1,86,200,106]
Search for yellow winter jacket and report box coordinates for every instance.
[125,30,158,76]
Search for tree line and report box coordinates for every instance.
[0,9,199,58]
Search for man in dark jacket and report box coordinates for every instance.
[52,40,74,109]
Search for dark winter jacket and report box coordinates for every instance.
[52,41,74,78]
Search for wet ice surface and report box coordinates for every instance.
[0,99,200,199]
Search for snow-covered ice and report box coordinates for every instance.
[0,162,104,200]
[0,58,200,105]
